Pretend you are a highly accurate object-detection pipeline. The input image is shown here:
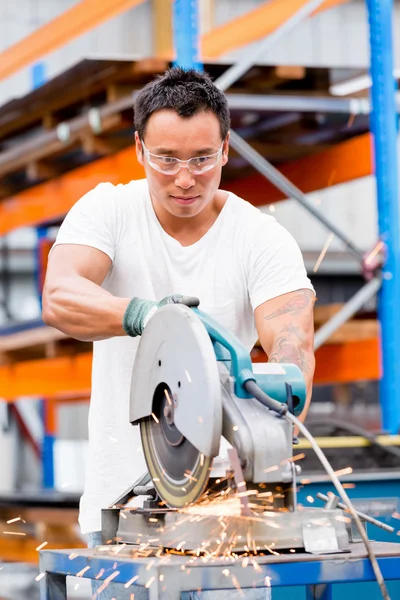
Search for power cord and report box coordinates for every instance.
[244,381,391,600]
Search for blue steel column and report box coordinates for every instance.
[172,0,202,70]
[367,0,400,434]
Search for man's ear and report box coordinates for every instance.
[135,132,144,166]
[222,132,230,166]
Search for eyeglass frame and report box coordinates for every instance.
[140,139,225,175]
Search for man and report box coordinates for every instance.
[43,67,315,599]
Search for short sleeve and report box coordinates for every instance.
[53,182,117,261]
[247,220,315,310]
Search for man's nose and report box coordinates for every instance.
[174,166,196,189]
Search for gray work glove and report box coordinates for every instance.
[122,295,200,337]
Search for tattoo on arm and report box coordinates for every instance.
[264,290,314,321]
[268,323,310,373]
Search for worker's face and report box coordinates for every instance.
[135,109,229,219]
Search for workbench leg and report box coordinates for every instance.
[306,584,333,600]
[40,572,67,600]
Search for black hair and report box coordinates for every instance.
[134,67,230,141]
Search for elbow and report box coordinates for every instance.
[42,284,59,328]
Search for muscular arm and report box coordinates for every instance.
[42,244,130,342]
[254,289,315,424]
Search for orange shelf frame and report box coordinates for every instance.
[0,0,146,84]
[225,133,373,206]
[0,133,371,235]
[0,339,380,402]
[0,147,144,235]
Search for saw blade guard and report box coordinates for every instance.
[130,304,222,458]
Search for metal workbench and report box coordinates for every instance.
[40,541,400,599]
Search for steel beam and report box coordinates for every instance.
[214,0,327,94]
[367,0,400,434]
[229,129,364,262]
[225,93,372,115]
[314,277,382,350]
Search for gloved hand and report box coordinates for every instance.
[122,295,200,337]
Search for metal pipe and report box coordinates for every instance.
[225,93,372,115]
[316,493,395,533]
[214,0,328,94]
[172,0,202,71]
[367,0,400,434]
[229,129,365,262]
[314,276,382,350]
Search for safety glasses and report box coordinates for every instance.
[141,140,223,175]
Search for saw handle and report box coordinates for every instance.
[193,307,256,399]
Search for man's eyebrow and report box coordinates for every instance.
[153,147,217,155]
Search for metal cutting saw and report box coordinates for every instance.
[101,304,360,555]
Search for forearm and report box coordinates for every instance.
[268,338,315,423]
[42,276,130,342]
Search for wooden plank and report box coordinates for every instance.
[323,320,379,344]
[152,0,173,57]
[0,0,146,84]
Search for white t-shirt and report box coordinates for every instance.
[54,178,314,534]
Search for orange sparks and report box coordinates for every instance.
[392,512,400,520]
[159,574,165,581]
[242,557,249,568]
[263,465,279,473]
[231,574,244,597]
[96,571,120,594]
[35,573,45,582]
[149,518,158,523]
[145,577,156,589]
[69,553,78,560]
[287,453,305,463]
[334,467,353,477]
[307,496,314,503]
[200,454,204,467]
[36,541,48,551]
[7,517,24,524]
[233,425,239,431]
[185,370,192,383]
[198,416,204,424]
[95,568,105,580]
[3,531,25,536]
[264,544,279,556]
[222,568,230,576]
[151,413,159,423]
[365,240,385,266]
[124,575,139,588]
[313,233,335,273]
[265,576,272,587]
[164,389,172,405]
[76,566,90,577]
[343,483,356,489]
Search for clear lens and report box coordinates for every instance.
[142,141,223,175]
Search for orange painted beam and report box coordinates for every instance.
[201,0,351,59]
[0,353,92,400]
[314,338,381,385]
[225,133,373,206]
[0,133,370,234]
[0,146,144,235]
[2,338,380,401]
[0,0,146,84]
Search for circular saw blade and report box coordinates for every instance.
[140,384,211,508]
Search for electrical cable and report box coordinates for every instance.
[245,381,391,600]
